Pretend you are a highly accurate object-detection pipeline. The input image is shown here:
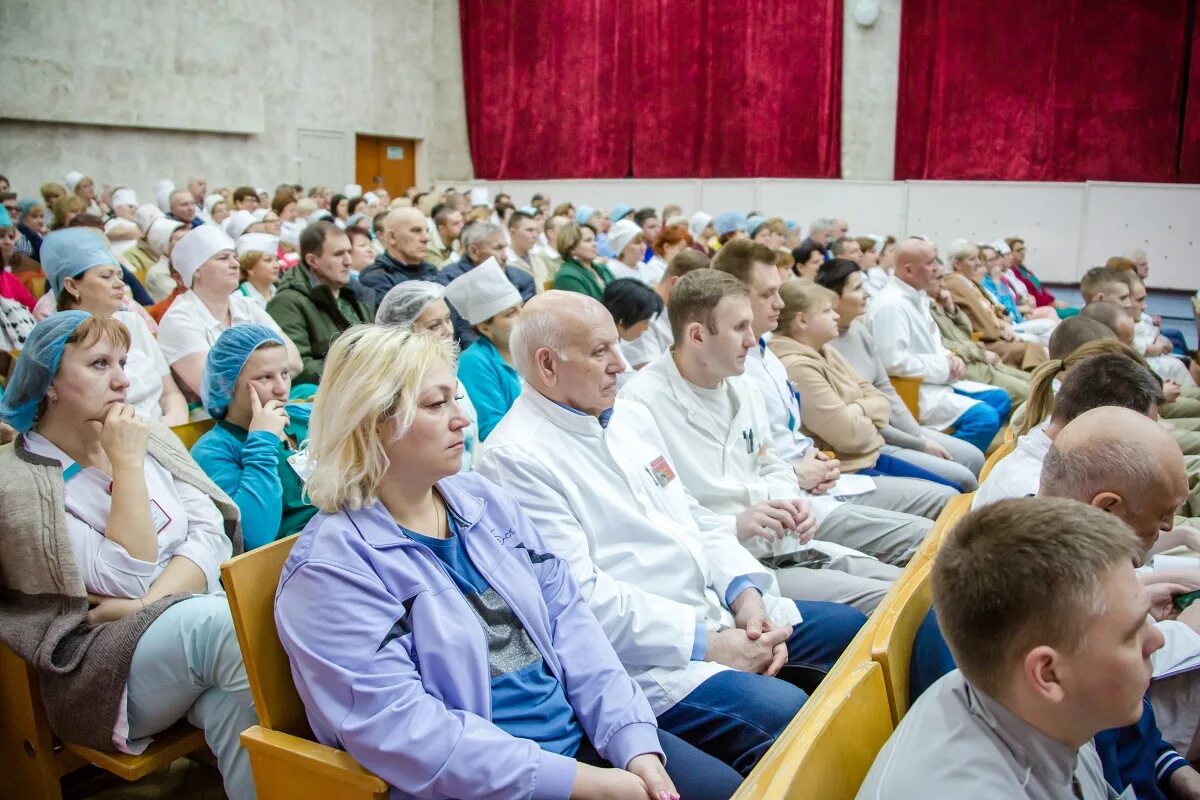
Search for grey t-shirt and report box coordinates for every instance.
[856,671,1120,799]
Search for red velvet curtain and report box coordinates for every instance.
[459,0,842,180]
[896,0,1197,182]
[1181,2,1200,182]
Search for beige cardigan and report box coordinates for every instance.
[768,334,891,471]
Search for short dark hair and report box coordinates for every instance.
[1047,316,1115,360]
[829,237,856,256]
[793,242,825,267]
[665,248,710,279]
[1052,353,1164,426]
[344,224,371,242]
[507,210,535,230]
[232,186,257,204]
[603,278,664,329]
[814,258,863,294]
[668,269,749,343]
[634,207,659,227]
[710,239,777,284]
[432,203,459,226]
[300,220,346,266]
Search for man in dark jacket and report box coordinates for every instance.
[358,207,439,296]
[438,221,536,347]
[267,221,372,385]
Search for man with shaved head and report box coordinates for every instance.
[358,206,438,296]
[867,237,1011,454]
[477,291,867,776]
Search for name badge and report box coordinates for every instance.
[287,449,313,483]
[149,499,172,535]
[647,455,676,488]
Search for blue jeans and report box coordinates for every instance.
[907,607,958,706]
[861,452,965,492]
[949,387,1011,453]
[658,601,866,775]
[576,729,743,799]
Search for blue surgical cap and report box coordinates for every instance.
[0,205,11,228]
[575,205,596,225]
[747,215,767,238]
[610,203,634,223]
[713,212,749,237]
[0,311,92,432]
[40,228,121,298]
[785,219,799,231]
[201,325,285,419]
[17,198,39,221]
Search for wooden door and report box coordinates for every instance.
[354,135,417,198]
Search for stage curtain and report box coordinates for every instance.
[895,0,1195,182]
[459,0,842,180]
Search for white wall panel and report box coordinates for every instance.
[758,180,907,239]
[1081,183,1200,290]
[906,182,1087,284]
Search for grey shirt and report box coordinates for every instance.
[828,320,929,452]
[856,671,1120,800]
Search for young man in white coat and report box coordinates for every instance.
[866,238,1011,454]
[711,240,958,519]
[620,269,932,570]
[476,290,867,776]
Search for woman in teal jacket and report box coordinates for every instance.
[191,325,317,548]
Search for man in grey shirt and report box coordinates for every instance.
[857,497,1161,799]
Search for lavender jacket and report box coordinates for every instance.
[275,472,662,800]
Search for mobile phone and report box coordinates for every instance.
[761,548,831,571]
[1175,589,1200,612]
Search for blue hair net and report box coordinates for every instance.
[0,311,92,432]
[40,228,121,297]
[201,325,285,419]
[0,205,11,228]
[17,198,39,220]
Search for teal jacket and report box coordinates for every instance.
[190,404,317,549]
[552,258,613,302]
[457,338,521,441]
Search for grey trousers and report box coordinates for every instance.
[839,473,957,521]
[879,443,980,492]
[813,502,932,567]
[773,553,901,614]
[923,427,986,476]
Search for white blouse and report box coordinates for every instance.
[24,432,231,599]
[114,310,170,420]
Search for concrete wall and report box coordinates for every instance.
[841,0,901,180]
[0,0,474,201]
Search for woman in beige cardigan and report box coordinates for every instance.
[768,281,963,490]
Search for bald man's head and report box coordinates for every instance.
[510,291,625,417]
[894,237,939,292]
[380,207,429,264]
[1040,407,1187,557]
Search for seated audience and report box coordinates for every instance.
[0,312,255,798]
[553,220,613,300]
[190,325,317,548]
[274,324,740,800]
[1080,265,1133,310]
[425,203,464,268]
[478,290,865,773]
[711,242,959,517]
[620,249,709,371]
[39,228,187,424]
[647,224,692,282]
[621,270,933,570]
[357,207,439,296]
[943,241,1047,370]
[505,210,549,288]
[817,259,984,487]
[266,221,371,385]
[867,238,1011,454]
[157,225,301,398]
[927,265,1031,403]
[439,221,536,347]
[444,259,522,441]
[856,497,1160,798]
[712,212,749,250]
[973,351,1165,509]
[234,233,280,309]
[1116,267,1197,389]
[374,279,480,470]
[1006,236,1077,318]
[978,243,1059,347]
[602,278,663,376]
[769,281,965,493]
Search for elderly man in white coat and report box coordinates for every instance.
[866,238,1011,455]
[476,290,867,777]
[711,240,958,519]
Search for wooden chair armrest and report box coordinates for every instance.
[240,726,388,793]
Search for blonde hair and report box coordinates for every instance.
[305,325,458,512]
[778,280,838,335]
[1018,339,1151,436]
